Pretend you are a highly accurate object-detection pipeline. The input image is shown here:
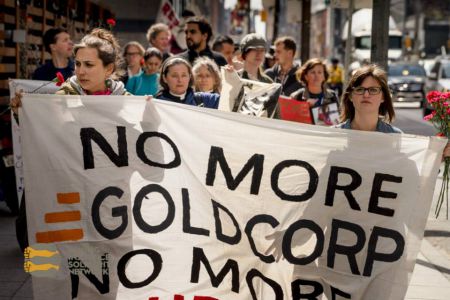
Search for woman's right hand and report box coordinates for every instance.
[10,90,23,115]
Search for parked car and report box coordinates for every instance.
[388,62,426,106]
[424,55,450,116]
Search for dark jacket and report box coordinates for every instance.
[32,59,74,81]
[290,87,339,107]
[265,63,303,96]
[237,69,280,118]
[177,47,227,67]
[238,69,273,84]
[155,88,219,109]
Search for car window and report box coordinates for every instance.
[388,65,426,76]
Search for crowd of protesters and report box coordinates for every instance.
[4,11,450,251]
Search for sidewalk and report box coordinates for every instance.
[405,172,450,300]
[0,192,449,299]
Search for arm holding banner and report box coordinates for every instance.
[10,91,22,119]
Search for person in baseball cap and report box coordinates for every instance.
[240,33,267,58]
[238,33,272,83]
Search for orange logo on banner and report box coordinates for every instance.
[35,192,84,243]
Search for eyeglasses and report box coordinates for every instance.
[352,86,382,95]
[125,52,141,57]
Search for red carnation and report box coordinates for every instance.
[54,72,65,86]
[107,18,116,27]
[424,90,450,218]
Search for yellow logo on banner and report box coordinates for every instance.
[23,244,61,278]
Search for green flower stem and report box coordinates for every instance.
[436,158,450,218]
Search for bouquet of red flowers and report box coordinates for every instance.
[424,91,450,218]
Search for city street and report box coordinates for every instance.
[393,105,436,137]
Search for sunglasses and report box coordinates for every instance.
[352,87,382,95]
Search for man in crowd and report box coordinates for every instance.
[212,35,235,65]
[32,28,74,81]
[178,16,227,67]
[327,57,344,97]
[265,36,302,96]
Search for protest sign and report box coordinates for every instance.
[8,79,59,203]
[311,103,340,126]
[156,0,180,29]
[20,94,445,299]
[278,96,313,124]
[220,68,281,118]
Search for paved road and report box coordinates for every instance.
[392,105,436,136]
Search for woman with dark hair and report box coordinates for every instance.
[10,28,129,251]
[290,58,338,108]
[336,64,449,165]
[335,64,401,133]
[56,28,128,95]
[155,57,219,109]
[126,47,162,96]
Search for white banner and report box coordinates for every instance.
[8,79,59,203]
[20,94,445,299]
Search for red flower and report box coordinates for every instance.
[423,112,435,121]
[426,90,441,104]
[54,72,65,86]
[436,132,446,137]
[106,19,116,27]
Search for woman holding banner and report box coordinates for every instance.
[335,64,401,133]
[155,57,219,109]
[56,28,128,96]
[10,28,129,251]
[336,64,450,159]
[290,58,338,108]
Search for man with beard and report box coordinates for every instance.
[178,16,227,67]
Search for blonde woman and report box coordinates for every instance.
[192,57,222,93]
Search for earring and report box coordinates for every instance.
[105,78,112,90]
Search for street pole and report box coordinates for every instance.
[272,0,280,44]
[370,0,390,71]
[343,0,354,84]
[301,0,311,63]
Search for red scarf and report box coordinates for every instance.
[91,90,112,95]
